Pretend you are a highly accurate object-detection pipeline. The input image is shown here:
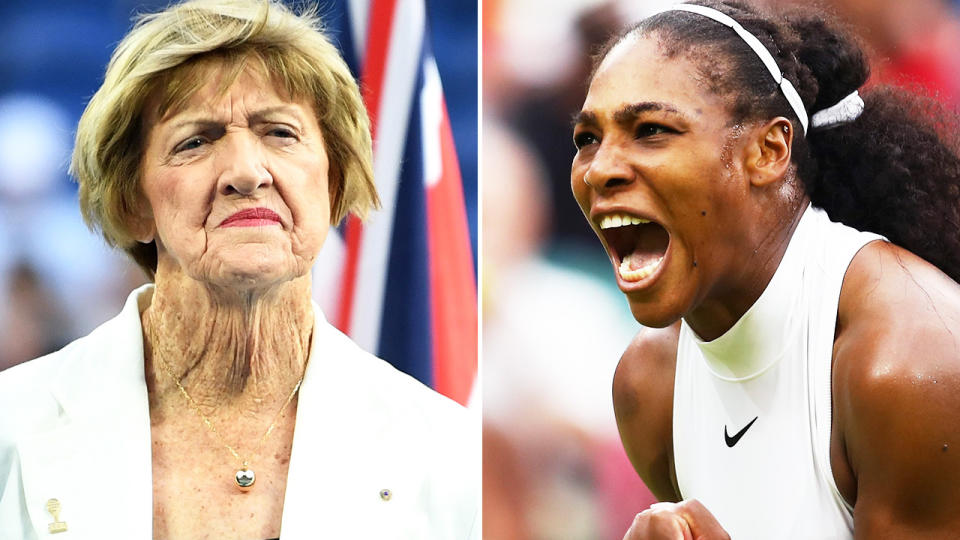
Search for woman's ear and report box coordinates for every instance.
[745,117,793,188]
[128,194,156,244]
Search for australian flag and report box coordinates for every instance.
[311,0,478,406]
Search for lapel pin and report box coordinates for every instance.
[46,498,68,533]
[379,488,392,501]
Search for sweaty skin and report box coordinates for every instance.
[580,35,960,539]
[571,35,798,340]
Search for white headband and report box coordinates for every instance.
[658,4,807,135]
[656,4,868,135]
[659,4,810,135]
[651,4,866,135]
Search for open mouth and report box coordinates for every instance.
[598,213,670,283]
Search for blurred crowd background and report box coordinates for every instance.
[482,0,960,538]
[0,0,477,371]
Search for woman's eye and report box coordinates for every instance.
[267,127,297,139]
[635,123,672,138]
[175,136,207,153]
[573,132,599,150]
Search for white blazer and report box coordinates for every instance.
[0,286,479,539]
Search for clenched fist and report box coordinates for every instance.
[623,500,730,540]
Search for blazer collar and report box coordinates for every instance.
[280,306,418,536]
[18,287,415,537]
[18,286,154,537]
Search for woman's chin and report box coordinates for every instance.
[197,258,306,294]
[626,295,684,329]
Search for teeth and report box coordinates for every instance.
[619,256,663,282]
[599,213,651,229]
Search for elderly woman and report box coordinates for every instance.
[0,0,477,538]
[571,1,960,538]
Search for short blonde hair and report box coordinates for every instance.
[71,0,379,278]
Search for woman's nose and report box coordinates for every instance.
[217,132,273,195]
[584,142,635,191]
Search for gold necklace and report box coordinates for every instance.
[152,351,303,492]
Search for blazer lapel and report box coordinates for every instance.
[17,289,154,538]
[280,308,429,538]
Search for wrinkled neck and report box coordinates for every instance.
[142,267,313,416]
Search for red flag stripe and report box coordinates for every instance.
[359,0,396,140]
[426,99,478,405]
[336,0,398,334]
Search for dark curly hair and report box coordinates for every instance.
[601,0,960,282]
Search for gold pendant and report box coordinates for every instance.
[236,467,256,491]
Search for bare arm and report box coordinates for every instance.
[836,242,960,539]
[613,323,682,502]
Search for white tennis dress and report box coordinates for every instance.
[673,204,882,539]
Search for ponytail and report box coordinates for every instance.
[803,93,960,284]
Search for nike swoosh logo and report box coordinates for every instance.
[724,416,758,447]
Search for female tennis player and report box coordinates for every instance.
[571,1,960,538]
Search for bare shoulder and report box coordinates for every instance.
[614,323,681,418]
[835,241,960,537]
[836,240,960,381]
[613,322,681,502]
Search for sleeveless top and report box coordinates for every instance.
[673,205,882,539]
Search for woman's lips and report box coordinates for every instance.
[219,207,282,228]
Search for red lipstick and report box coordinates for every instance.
[219,207,282,228]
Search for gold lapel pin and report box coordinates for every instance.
[46,498,67,533]
[379,488,392,501]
